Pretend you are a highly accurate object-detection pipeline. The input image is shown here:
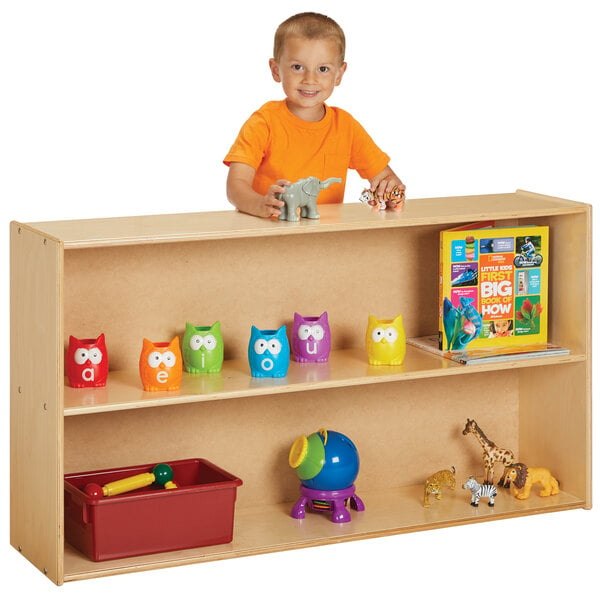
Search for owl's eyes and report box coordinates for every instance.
[147,351,177,368]
[253,339,282,355]
[253,339,268,355]
[297,325,325,341]
[162,351,177,367]
[74,347,103,365]
[189,334,218,351]
[147,352,163,368]
[268,339,282,354]
[371,327,398,343]
[311,325,324,340]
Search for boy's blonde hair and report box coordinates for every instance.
[273,12,346,64]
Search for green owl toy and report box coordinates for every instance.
[182,321,224,374]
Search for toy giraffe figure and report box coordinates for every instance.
[462,418,516,486]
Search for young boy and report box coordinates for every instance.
[224,12,405,218]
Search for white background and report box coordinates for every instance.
[1,0,598,596]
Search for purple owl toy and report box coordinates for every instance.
[292,312,331,363]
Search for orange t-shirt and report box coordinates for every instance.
[224,100,390,204]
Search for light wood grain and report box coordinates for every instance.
[10,191,592,585]
[10,224,64,584]
[62,484,585,582]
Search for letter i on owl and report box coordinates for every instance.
[66,334,109,387]
[139,337,183,391]
[365,314,406,366]
[182,321,224,373]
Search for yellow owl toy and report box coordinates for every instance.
[366,314,406,366]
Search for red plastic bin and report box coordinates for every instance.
[64,458,243,561]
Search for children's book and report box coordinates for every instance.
[439,221,549,351]
[408,335,569,365]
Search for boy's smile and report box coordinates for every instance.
[270,35,347,122]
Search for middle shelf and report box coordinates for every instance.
[64,346,584,416]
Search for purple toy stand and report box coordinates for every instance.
[290,485,365,523]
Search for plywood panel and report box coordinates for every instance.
[64,370,519,509]
[519,362,591,504]
[63,226,441,370]
[10,224,64,584]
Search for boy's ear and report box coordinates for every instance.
[269,58,281,83]
[335,62,347,86]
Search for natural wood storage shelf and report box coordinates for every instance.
[10,190,592,585]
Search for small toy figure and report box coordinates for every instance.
[423,466,456,508]
[365,314,406,366]
[502,463,560,500]
[359,186,405,211]
[277,176,342,222]
[289,429,364,523]
[248,325,290,377]
[182,321,224,373]
[291,311,331,363]
[462,476,497,507]
[139,337,183,391]
[462,418,516,486]
[66,333,109,388]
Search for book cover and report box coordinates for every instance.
[439,222,549,350]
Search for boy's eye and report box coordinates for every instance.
[319,66,330,72]
[291,64,303,71]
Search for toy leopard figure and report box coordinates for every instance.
[423,466,456,508]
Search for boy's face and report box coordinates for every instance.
[269,35,346,121]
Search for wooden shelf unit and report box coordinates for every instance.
[10,190,592,584]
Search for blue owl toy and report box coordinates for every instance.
[289,429,365,523]
[248,325,290,378]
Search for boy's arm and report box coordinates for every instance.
[226,162,288,218]
[369,165,406,201]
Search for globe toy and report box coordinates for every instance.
[289,429,365,523]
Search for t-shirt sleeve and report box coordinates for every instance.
[223,111,270,169]
[348,118,391,180]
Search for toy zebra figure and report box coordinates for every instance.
[462,418,515,486]
[463,476,497,507]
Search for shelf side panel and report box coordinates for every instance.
[10,224,64,584]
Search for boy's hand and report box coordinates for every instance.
[369,166,406,210]
[263,179,290,219]
[227,162,289,218]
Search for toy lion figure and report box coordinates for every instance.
[423,466,456,507]
[503,462,560,500]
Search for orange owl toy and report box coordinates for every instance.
[139,337,183,391]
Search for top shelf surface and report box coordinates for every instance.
[17,190,588,249]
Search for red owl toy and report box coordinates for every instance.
[66,334,109,388]
[139,337,183,392]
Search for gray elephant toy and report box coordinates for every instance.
[277,176,342,222]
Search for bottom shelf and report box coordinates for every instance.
[63,484,585,582]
